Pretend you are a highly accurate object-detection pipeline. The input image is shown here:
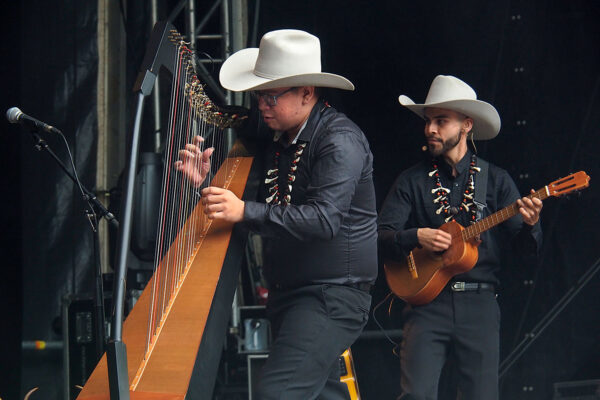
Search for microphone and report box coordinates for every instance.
[6,107,62,134]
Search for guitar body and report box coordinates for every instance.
[384,220,479,305]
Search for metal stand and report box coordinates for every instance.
[29,133,119,229]
[499,255,600,378]
[29,132,117,362]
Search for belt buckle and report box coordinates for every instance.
[451,282,466,292]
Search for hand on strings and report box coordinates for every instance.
[174,136,214,188]
[417,227,452,252]
[201,186,245,222]
[517,189,543,226]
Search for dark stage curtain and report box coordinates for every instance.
[18,1,99,398]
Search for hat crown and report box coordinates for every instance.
[219,29,353,91]
[398,75,501,140]
[254,30,322,80]
[424,75,478,104]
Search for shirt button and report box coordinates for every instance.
[454,183,459,187]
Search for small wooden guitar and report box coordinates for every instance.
[339,348,361,400]
[384,171,590,305]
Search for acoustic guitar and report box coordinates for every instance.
[384,171,590,305]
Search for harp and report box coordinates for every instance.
[78,21,254,399]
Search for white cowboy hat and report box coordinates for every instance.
[398,75,501,140]
[219,29,354,92]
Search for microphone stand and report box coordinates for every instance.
[29,131,119,362]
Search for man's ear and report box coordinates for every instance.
[462,117,474,135]
[302,86,316,104]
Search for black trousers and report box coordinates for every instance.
[255,284,371,400]
[399,288,500,400]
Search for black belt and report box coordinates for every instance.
[345,282,373,293]
[449,281,495,293]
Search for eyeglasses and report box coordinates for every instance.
[251,87,296,107]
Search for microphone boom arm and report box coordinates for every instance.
[29,132,119,229]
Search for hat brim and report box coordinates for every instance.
[398,95,501,140]
[219,48,355,92]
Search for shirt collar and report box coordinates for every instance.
[273,118,309,145]
[437,149,473,177]
[272,100,326,146]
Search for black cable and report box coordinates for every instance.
[56,131,98,228]
[371,291,401,356]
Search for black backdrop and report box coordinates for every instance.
[0,1,23,399]
[1,1,599,399]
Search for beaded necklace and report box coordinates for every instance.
[265,142,307,205]
[430,154,480,223]
[264,101,331,206]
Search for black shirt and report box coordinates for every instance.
[378,150,542,285]
[243,101,378,288]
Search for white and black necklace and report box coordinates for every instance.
[265,142,307,205]
[430,154,480,223]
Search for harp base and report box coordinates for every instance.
[107,340,130,400]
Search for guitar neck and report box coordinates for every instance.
[462,186,548,240]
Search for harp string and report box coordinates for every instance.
[142,39,234,360]
[145,38,180,352]
[145,40,178,354]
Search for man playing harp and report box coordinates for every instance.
[176,29,377,400]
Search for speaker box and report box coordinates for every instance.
[61,294,110,400]
[61,289,142,400]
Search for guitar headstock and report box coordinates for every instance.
[547,171,590,197]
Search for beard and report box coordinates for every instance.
[427,129,462,157]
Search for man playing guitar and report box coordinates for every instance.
[378,75,543,400]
